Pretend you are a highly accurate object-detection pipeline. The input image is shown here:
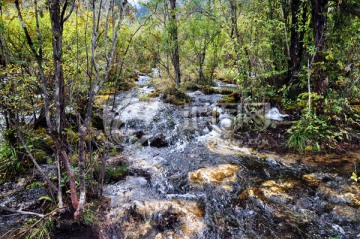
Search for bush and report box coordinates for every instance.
[0,143,21,183]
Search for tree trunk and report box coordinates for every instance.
[48,0,79,211]
[310,0,328,95]
[48,0,66,136]
[169,0,181,87]
[229,0,242,73]
[15,0,78,212]
[74,123,86,219]
[287,0,305,82]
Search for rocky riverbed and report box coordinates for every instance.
[1,74,359,239]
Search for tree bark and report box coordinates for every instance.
[48,0,79,211]
[48,0,66,137]
[310,0,328,95]
[229,0,242,73]
[287,0,305,82]
[169,0,181,87]
[74,0,128,217]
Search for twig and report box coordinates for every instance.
[10,208,60,239]
[15,126,58,192]
[0,206,44,218]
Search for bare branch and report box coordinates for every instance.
[15,126,58,193]
[60,0,68,25]
[63,0,76,23]
[0,206,45,218]
[14,0,39,59]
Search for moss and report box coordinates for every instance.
[352,105,360,114]
[219,92,241,104]
[283,104,299,113]
[219,95,235,103]
[147,91,160,98]
[66,128,79,144]
[218,89,235,95]
[218,78,235,84]
[152,77,176,93]
[34,128,54,147]
[162,88,191,105]
[180,78,200,91]
[139,94,152,102]
[94,95,110,106]
[101,90,116,95]
[201,85,220,95]
[104,164,128,183]
[33,150,47,164]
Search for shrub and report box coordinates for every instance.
[0,143,21,183]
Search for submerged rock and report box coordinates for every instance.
[302,172,337,187]
[101,200,205,239]
[202,132,252,155]
[239,179,300,207]
[188,164,239,190]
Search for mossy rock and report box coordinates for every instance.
[34,128,54,147]
[92,164,128,183]
[218,89,235,95]
[219,92,241,104]
[180,79,200,91]
[147,91,160,98]
[163,88,191,105]
[66,128,79,144]
[218,78,236,84]
[282,102,300,114]
[201,86,220,95]
[139,94,152,102]
[186,84,200,92]
[105,165,128,183]
[219,95,235,104]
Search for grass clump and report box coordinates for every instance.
[104,164,128,183]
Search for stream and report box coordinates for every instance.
[99,74,360,239]
[0,73,359,238]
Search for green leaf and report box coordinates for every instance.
[38,196,53,202]
[350,172,358,182]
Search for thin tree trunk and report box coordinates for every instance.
[310,0,328,95]
[74,0,128,217]
[48,0,79,211]
[229,0,242,74]
[169,0,181,87]
[287,0,306,83]
[75,123,86,219]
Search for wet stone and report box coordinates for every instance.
[240,179,300,206]
[317,182,360,207]
[302,172,337,187]
[331,205,360,223]
[188,164,239,189]
[103,200,205,239]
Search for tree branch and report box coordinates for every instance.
[63,0,76,23]
[14,0,39,59]
[15,126,58,193]
[0,206,45,218]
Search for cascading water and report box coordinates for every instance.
[99,75,359,239]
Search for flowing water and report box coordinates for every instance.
[99,75,360,239]
[0,74,358,238]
